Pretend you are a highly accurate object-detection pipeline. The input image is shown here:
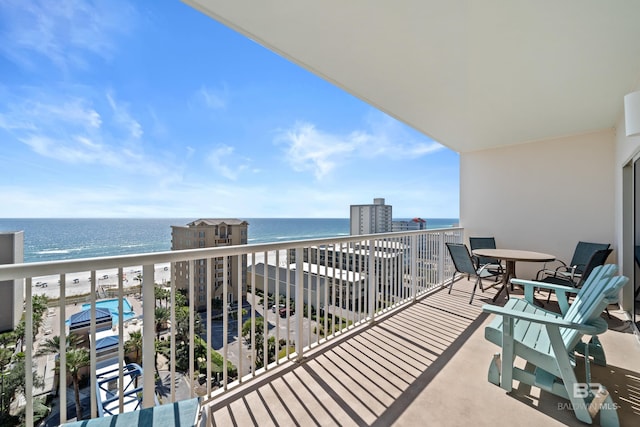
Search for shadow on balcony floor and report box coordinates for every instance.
[203,279,640,426]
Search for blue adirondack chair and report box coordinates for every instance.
[482,265,627,426]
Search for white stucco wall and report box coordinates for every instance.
[460,129,615,280]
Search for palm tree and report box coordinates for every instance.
[155,285,171,308]
[35,334,84,357]
[35,334,88,419]
[154,306,170,339]
[0,347,13,417]
[65,348,90,420]
[2,353,44,424]
[125,330,143,364]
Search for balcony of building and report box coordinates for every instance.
[203,278,640,427]
[0,227,638,426]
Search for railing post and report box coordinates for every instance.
[222,256,229,390]
[411,234,417,302]
[89,270,97,418]
[188,260,195,397]
[295,247,304,361]
[59,274,67,424]
[170,262,176,401]
[142,263,155,408]
[25,277,33,427]
[117,268,125,412]
[206,258,212,396]
[438,233,446,286]
[368,239,376,323]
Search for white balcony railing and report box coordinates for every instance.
[0,227,462,426]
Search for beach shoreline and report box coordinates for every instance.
[31,263,172,299]
[30,250,290,299]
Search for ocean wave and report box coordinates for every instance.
[36,249,70,254]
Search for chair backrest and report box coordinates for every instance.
[575,248,613,287]
[569,241,611,275]
[469,237,499,266]
[446,243,477,276]
[560,264,625,349]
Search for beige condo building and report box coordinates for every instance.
[171,219,248,311]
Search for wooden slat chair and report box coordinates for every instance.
[514,263,616,366]
[483,265,627,426]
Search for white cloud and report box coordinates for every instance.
[0,97,102,132]
[276,114,444,180]
[277,122,356,179]
[0,89,171,177]
[207,145,249,180]
[0,0,135,71]
[106,92,143,139]
[358,112,444,159]
[198,86,228,110]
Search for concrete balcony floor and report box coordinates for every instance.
[203,278,640,426]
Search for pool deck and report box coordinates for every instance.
[34,295,145,397]
[80,298,136,323]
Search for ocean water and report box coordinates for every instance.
[0,218,458,263]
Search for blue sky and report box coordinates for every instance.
[0,0,459,219]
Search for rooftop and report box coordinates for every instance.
[186,219,249,227]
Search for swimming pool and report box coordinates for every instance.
[82,298,136,324]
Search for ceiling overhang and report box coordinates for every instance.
[183,0,640,153]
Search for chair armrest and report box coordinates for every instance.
[482,304,606,335]
[510,278,575,293]
[510,278,573,312]
[535,259,568,280]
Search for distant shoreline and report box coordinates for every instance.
[1,218,459,264]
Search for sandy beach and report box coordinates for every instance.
[30,250,291,299]
[31,263,172,299]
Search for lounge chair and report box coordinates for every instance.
[483,265,627,426]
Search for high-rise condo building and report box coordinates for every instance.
[171,219,248,311]
[0,231,24,332]
[350,198,392,235]
[392,217,427,232]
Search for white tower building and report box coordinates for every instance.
[349,198,392,235]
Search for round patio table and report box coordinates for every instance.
[472,249,555,302]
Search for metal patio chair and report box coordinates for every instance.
[469,237,504,282]
[535,241,610,283]
[446,242,502,304]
